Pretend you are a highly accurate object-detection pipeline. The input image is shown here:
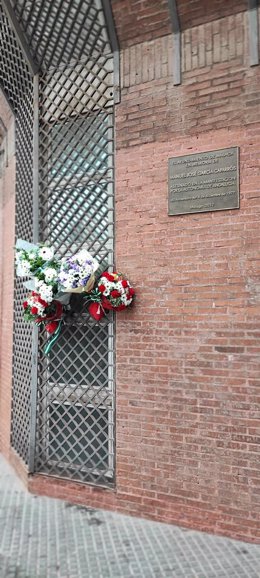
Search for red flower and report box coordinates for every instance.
[102,272,115,282]
[36,300,63,323]
[23,301,28,309]
[98,284,106,293]
[38,297,48,308]
[31,306,38,315]
[121,280,128,288]
[111,289,121,298]
[45,321,59,334]
[128,288,135,297]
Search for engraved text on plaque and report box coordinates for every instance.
[168,147,239,216]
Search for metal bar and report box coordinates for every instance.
[167,0,181,85]
[100,0,121,102]
[113,50,121,104]
[173,31,181,86]
[0,118,8,167]
[248,0,259,66]
[32,75,39,244]
[1,0,39,75]
[100,0,119,53]
[28,73,39,473]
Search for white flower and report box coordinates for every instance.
[20,261,31,275]
[40,290,53,303]
[38,246,54,261]
[37,282,53,303]
[101,278,110,287]
[36,303,45,315]
[15,252,22,265]
[35,279,44,289]
[76,249,99,271]
[44,267,57,282]
[28,251,36,260]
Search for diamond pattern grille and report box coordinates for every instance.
[0,4,34,463]
[36,55,115,485]
[36,323,114,482]
[0,0,115,485]
[10,0,110,70]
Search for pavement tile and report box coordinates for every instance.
[0,455,260,578]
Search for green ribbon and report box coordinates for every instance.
[84,288,102,304]
[44,319,63,356]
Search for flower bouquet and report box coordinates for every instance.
[16,239,135,351]
[58,249,99,294]
[87,272,135,321]
[16,241,59,301]
[23,292,63,333]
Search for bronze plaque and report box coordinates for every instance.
[168,147,239,216]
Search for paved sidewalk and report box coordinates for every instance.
[0,455,260,578]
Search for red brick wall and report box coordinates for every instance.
[0,90,15,459]
[30,7,260,543]
[111,0,171,47]
[111,0,247,47]
[177,0,247,29]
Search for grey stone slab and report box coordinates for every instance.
[0,454,260,578]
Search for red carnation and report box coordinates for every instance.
[31,306,38,315]
[23,301,28,309]
[111,289,121,298]
[38,297,48,308]
[98,284,106,293]
[102,272,115,282]
[121,280,128,288]
[128,288,135,297]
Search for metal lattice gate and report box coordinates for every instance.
[0,0,117,486]
[0,3,34,463]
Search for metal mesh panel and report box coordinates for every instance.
[0,4,32,108]
[1,0,115,484]
[10,0,110,70]
[0,3,34,463]
[35,54,115,485]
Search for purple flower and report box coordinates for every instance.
[80,276,90,286]
[58,273,67,283]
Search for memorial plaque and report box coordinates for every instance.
[168,147,239,216]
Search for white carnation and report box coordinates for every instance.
[20,261,31,275]
[121,294,128,305]
[76,249,99,271]
[37,303,45,315]
[44,267,57,282]
[38,283,53,303]
[38,246,54,261]
[35,279,44,289]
